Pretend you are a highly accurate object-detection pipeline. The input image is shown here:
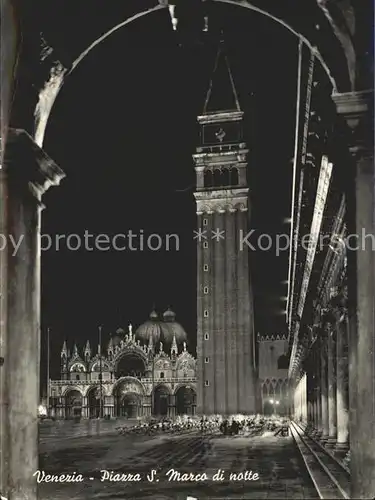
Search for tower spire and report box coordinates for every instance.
[203,39,241,115]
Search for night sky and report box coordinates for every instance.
[40,4,302,381]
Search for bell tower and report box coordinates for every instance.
[193,42,257,415]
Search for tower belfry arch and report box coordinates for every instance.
[193,42,257,414]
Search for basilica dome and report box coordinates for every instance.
[135,308,187,347]
[135,310,162,346]
[160,307,187,345]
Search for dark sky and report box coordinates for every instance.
[40,4,302,380]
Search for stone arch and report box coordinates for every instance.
[230,167,239,186]
[113,377,146,418]
[174,384,197,415]
[85,385,104,418]
[112,376,146,396]
[33,0,351,148]
[221,168,230,186]
[204,169,213,188]
[63,388,83,418]
[113,350,147,378]
[62,386,84,397]
[91,361,111,372]
[69,362,86,372]
[213,168,222,187]
[153,383,171,416]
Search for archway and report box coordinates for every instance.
[153,385,170,416]
[32,0,353,149]
[86,386,103,418]
[115,353,146,379]
[64,389,83,419]
[114,377,145,417]
[175,386,196,415]
[118,393,141,418]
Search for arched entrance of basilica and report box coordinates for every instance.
[64,390,83,419]
[86,387,104,418]
[153,386,169,417]
[114,378,145,418]
[117,393,141,418]
[175,386,196,415]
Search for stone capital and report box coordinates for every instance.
[194,188,249,214]
[3,128,65,201]
[332,90,374,159]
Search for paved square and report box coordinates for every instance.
[39,432,319,499]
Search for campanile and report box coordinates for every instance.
[193,43,257,415]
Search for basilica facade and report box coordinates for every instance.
[49,309,197,419]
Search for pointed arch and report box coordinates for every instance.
[204,169,213,188]
[221,168,230,186]
[230,167,239,186]
[213,169,222,187]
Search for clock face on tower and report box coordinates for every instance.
[203,121,241,145]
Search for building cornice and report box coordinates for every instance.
[194,188,249,214]
[197,111,244,124]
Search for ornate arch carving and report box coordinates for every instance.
[112,376,146,396]
[173,383,197,396]
[62,386,84,397]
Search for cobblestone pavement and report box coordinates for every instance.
[38,432,319,499]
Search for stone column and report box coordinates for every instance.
[82,397,88,418]
[334,300,349,452]
[168,394,176,418]
[315,345,322,437]
[0,129,65,500]
[326,321,337,447]
[334,90,375,499]
[320,335,329,442]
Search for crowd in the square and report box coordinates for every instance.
[116,414,289,437]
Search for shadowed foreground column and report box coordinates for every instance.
[334,90,375,499]
[0,129,64,500]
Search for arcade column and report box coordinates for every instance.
[333,90,375,499]
[168,394,176,418]
[326,321,337,448]
[320,334,329,442]
[335,305,349,452]
[0,129,65,500]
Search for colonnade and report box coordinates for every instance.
[290,90,375,499]
[296,302,350,455]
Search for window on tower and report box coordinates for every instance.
[203,241,208,248]
[231,168,239,186]
[213,169,221,187]
[205,357,209,363]
[204,333,209,340]
[204,310,209,317]
[204,170,213,188]
[203,218,208,226]
[221,168,230,186]
[204,264,208,271]
[205,380,210,387]
[204,286,209,294]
